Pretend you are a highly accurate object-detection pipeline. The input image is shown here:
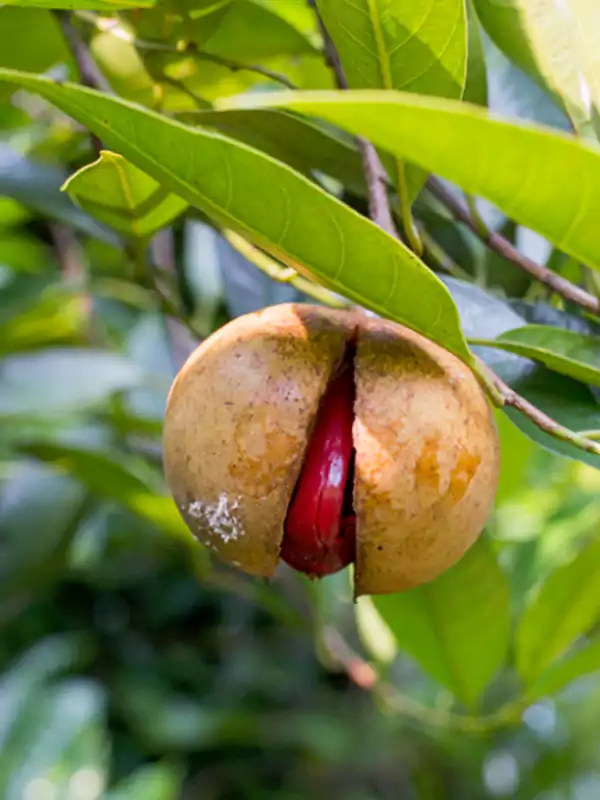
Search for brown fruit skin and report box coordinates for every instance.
[163,303,500,594]
[353,316,500,596]
[163,304,355,577]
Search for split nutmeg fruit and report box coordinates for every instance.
[163,304,500,596]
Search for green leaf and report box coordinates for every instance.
[472,325,600,388]
[516,538,600,685]
[106,763,183,800]
[180,108,367,195]
[0,70,470,360]
[464,0,488,107]
[203,0,316,59]
[0,8,66,74]
[316,0,466,198]
[20,443,196,544]
[317,0,466,97]
[503,368,600,470]
[229,89,600,272]
[0,349,145,415]
[527,637,600,700]
[63,151,188,238]
[474,0,600,138]
[373,539,510,709]
[3,0,155,7]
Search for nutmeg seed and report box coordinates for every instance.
[163,303,500,595]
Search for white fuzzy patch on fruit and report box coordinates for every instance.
[188,493,244,543]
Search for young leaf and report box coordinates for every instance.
[316,0,467,198]
[474,0,600,138]
[229,90,600,272]
[373,539,510,709]
[471,325,600,388]
[63,151,188,239]
[516,538,600,685]
[0,69,470,360]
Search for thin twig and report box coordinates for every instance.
[75,11,297,90]
[308,0,399,240]
[223,229,350,308]
[322,627,525,734]
[55,11,109,154]
[428,177,600,316]
[473,356,600,456]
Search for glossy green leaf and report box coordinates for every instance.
[63,151,188,238]
[516,538,600,685]
[373,539,510,709]
[0,70,470,360]
[471,325,600,388]
[180,108,367,194]
[474,0,600,137]
[20,443,196,544]
[231,89,600,272]
[527,638,600,701]
[316,0,466,198]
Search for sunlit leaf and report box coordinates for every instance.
[373,539,510,708]
[317,0,466,198]
[230,89,600,272]
[474,0,600,137]
[63,151,188,238]
[0,69,470,360]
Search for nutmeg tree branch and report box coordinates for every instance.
[427,177,600,316]
[55,11,110,155]
[322,627,525,734]
[75,11,297,90]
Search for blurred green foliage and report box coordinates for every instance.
[2,2,600,798]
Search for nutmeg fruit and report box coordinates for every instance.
[163,303,500,596]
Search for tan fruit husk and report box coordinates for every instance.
[163,304,356,576]
[163,303,500,594]
[353,316,500,596]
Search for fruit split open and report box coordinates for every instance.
[281,344,357,577]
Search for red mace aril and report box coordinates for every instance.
[281,351,356,577]
[163,304,500,596]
